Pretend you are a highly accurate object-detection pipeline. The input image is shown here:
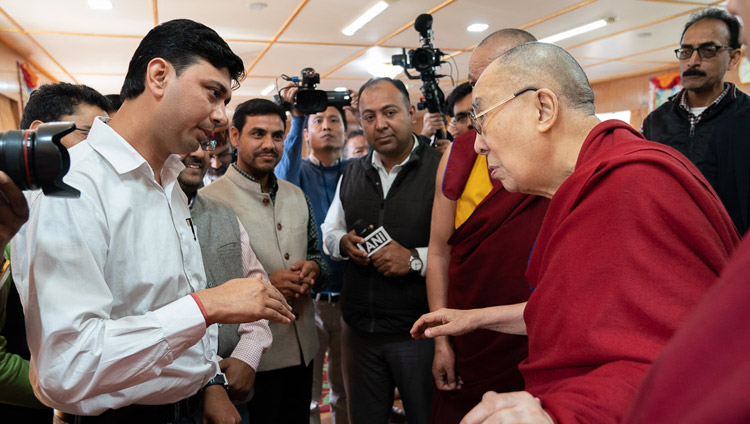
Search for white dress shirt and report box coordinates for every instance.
[321,136,428,275]
[12,117,218,415]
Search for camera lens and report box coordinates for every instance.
[0,129,38,191]
[0,122,80,197]
[411,48,435,70]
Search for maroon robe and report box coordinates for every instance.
[624,230,750,424]
[522,120,739,423]
[430,130,549,423]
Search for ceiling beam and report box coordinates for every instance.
[245,0,309,75]
[0,6,74,83]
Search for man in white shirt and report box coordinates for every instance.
[12,18,293,424]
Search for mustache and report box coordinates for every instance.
[683,68,707,77]
[253,149,279,159]
[183,158,205,168]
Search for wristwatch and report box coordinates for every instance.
[204,372,228,390]
[409,249,423,273]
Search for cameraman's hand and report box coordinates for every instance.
[281,83,303,117]
[344,90,359,120]
[0,171,29,247]
[420,112,444,138]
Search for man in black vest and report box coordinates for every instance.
[321,77,441,424]
[642,7,750,235]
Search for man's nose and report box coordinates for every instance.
[210,103,228,128]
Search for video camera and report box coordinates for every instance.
[392,14,449,139]
[276,68,352,115]
[0,122,80,197]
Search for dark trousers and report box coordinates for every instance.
[246,361,313,424]
[342,322,434,424]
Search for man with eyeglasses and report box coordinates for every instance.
[454,41,739,424]
[623,2,750,422]
[445,82,473,138]
[203,130,234,186]
[410,28,549,424]
[642,7,749,235]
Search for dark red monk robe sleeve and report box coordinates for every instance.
[521,124,739,424]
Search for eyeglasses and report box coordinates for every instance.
[209,152,233,164]
[674,44,734,60]
[469,87,538,135]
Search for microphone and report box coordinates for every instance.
[352,219,392,257]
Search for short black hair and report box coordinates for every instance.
[20,82,111,129]
[304,106,348,131]
[681,7,742,49]
[232,98,287,134]
[445,82,473,117]
[120,19,245,100]
[105,94,122,112]
[346,129,364,141]
[358,77,411,109]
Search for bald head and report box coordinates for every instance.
[478,42,595,115]
[468,28,537,85]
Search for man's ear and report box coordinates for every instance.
[28,120,44,131]
[409,104,417,124]
[534,88,558,134]
[727,47,742,71]
[229,126,240,148]
[146,58,170,99]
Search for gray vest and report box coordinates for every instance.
[190,194,243,359]
[199,166,318,371]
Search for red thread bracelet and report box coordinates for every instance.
[189,293,209,326]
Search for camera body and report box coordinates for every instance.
[0,122,80,197]
[391,14,448,134]
[283,67,352,114]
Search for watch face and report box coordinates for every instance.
[410,257,423,272]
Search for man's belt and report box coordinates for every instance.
[53,391,202,424]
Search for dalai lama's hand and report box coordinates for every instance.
[461,391,554,424]
[410,308,479,339]
[370,240,410,277]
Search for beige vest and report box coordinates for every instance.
[199,166,318,371]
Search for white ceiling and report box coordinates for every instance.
[0,0,726,112]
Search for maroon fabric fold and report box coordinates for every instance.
[521,120,740,424]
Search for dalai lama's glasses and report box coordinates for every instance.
[469,87,538,135]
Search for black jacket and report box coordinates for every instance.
[642,84,750,235]
[339,137,441,333]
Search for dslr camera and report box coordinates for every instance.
[277,68,352,114]
[0,122,80,197]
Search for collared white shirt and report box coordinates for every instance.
[321,135,427,274]
[11,117,218,415]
